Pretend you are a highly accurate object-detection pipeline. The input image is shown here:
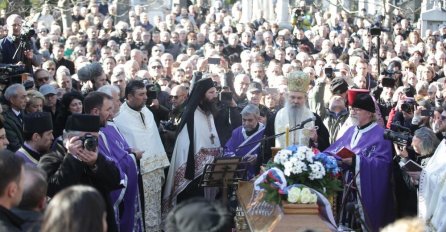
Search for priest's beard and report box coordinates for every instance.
[350,115,359,126]
[199,98,218,115]
[285,101,305,127]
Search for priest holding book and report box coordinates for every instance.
[323,90,395,232]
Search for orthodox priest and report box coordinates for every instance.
[225,104,265,180]
[94,88,144,232]
[418,126,446,230]
[274,71,322,148]
[163,77,222,216]
[114,80,170,232]
[324,92,395,232]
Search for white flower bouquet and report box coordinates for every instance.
[255,145,342,204]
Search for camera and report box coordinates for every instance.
[384,122,413,146]
[0,64,26,87]
[18,26,36,50]
[384,129,412,147]
[401,101,416,113]
[79,134,98,151]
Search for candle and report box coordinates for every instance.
[285,126,290,147]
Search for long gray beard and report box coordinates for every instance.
[285,102,304,127]
[349,116,359,127]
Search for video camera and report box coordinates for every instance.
[19,26,36,50]
[384,123,413,147]
[0,64,26,87]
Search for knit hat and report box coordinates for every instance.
[330,77,349,94]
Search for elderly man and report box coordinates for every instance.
[324,92,395,232]
[114,80,169,232]
[161,85,188,158]
[38,114,122,232]
[225,104,265,179]
[2,84,26,151]
[274,71,317,148]
[111,66,127,100]
[0,14,42,74]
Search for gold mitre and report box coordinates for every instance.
[287,71,310,93]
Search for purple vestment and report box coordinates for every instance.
[324,123,395,232]
[99,122,143,232]
[225,124,265,179]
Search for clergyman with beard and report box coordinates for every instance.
[114,80,170,232]
[163,77,221,215]
[16,112,54,166]
[274,71,318,148]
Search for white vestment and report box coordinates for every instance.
[418,139,446,231]
[114,102,170,232]
[274,107,315,148]
[163,107,221,215]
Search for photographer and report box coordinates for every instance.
[393,127,440,216]
[160,85,188,157]
[38,114,122,232]
[0,14,42,74]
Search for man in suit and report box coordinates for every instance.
[2,84,26,152]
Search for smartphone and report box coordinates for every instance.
[325,67,334,79]
[421,110,434,117]
[208,57,220,65]
[219,92,233,104]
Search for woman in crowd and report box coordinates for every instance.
[25,90,45,114]
[53,91,84,138]
[41,185,107,232]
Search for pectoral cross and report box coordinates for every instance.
[210,133,215,144]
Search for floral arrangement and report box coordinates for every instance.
[256,145,342,204]
[287,186,317,204]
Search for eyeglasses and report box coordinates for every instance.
[151,65,163,69]
[37,77,49,82]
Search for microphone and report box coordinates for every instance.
[292,116,316,130]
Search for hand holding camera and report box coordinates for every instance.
[66,135,99,167]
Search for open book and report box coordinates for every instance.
[336,147,355,159]
[401,159,422,172]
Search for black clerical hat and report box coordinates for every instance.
[23,112,53,133]
[65,114,100,132]
[351,93,376,113]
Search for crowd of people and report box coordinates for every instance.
[0,0,446,231]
